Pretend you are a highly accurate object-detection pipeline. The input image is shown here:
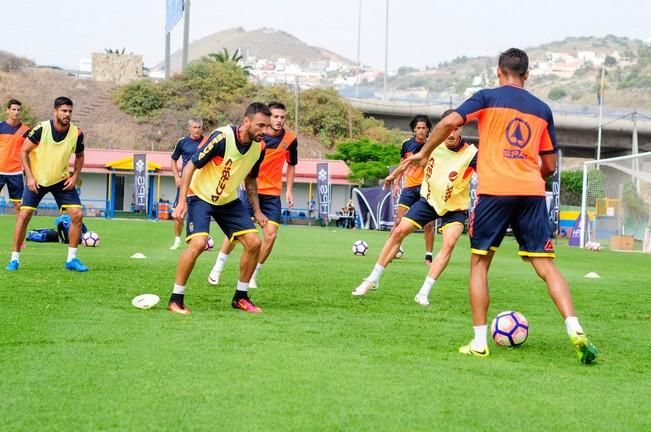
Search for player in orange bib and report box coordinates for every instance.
[208,102,298,289]
[394,115,435,264]
[404,48,597,364]
[0,99,29,219]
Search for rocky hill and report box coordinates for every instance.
[379,36,651,109]
[153,27,354,75]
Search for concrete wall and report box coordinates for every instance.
[91,53,143,85]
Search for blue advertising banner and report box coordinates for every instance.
[166,0,184,33]
[316,162,330,224]
[133,153,148,212]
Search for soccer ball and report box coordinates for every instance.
[394,245,404,259]
[585,241,601,251]
[491,310,529,346]
[204,235,215,251]
[352,240,368,256]
[81,231,100,247]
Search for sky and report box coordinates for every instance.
[2,0,651,71]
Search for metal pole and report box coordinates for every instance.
[580,161,589,248]
[383,0,389,100]
[355,0,362,99]
[632,110,640,192]
[165,32,171,78]
[294,75,300,131]
[182,0,190,71]
[596,65,605,160]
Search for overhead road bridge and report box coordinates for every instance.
[349,98,651,159]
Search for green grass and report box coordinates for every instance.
[1,215,650,431]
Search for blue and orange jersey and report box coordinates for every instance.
[171,134,207,168]
[400,137,426,188]
[0,121,29,174]
[256,128,298,196]
[455,85,557,196]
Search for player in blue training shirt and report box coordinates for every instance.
[169,118,207,250]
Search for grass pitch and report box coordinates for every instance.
[1,215,650,431]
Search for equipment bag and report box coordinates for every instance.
[55,215,88,244]
[26,228,60,243]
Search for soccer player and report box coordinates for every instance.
[394,115,435,264]
[404,48,598,363]
[352,110,477,306]
[168,102,271,315]
[0,99,29,219]
[6,96,88,272]
[169,117,207,250]
[208,101,298,288]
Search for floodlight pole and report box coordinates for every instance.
[355,0,362,99]
[383,0,389,101]
[165,32,171,78]
[182,0,191,71]
[596,65,605,160]
[632,110,640,192]
[294,75,300,132]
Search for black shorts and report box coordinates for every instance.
[397,186,421,209]
[0,174,24,202]
[403,198,467,231]
[469,195,555,257]
[186,196,257,243]
[239,190,282,227]
[21,180,82,212]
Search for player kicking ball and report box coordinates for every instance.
[352,110,477,305]
[167,103,270,315]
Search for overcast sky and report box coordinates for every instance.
[3,0,650,70]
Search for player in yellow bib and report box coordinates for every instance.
[167,103,271,315]
[352,110,477,305]
[6,97,87,272]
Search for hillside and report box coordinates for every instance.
[380,36,651,109]
[153,27,354,75]
[0,67,330,157]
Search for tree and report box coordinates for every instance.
[604,55,617,67]
[328,138,400,185]
[206,48,252,75]
[548,86,567,100]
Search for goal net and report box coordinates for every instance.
[580,152,651,252]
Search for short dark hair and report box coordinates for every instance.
[268,101,286,111]
[7,99,21,109]
[409,114,432,131]
[498,48,529,77]
[54,96,73,108]
[245,102,271,118]
[441,109,455,119]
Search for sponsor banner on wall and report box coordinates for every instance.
[316,162,330,224]
[133,153,148,212]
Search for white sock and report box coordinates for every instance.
[418,277,436,297]
[252,263,263,279]
[367,264,384,284]
[565,316,584,336]
[213,252,229,272]
[173,284,185,295]
[11,251,20,262]
[67,247,77,263]
[174,236,181,243]
[471,325,488,351]
[237,280,249,292]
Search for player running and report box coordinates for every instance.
[393,115,435,264]
[167,102,270,315]
[6,97,88,272]
[208,101,298,288]
[405,48,598,363]
[169,117,207,250]
[352,110,477,305]
[0,99,29,220]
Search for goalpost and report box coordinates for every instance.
[580,152,651,252]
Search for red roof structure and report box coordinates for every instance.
[78,148,355,185]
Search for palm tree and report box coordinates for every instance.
[206,48,251,75]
